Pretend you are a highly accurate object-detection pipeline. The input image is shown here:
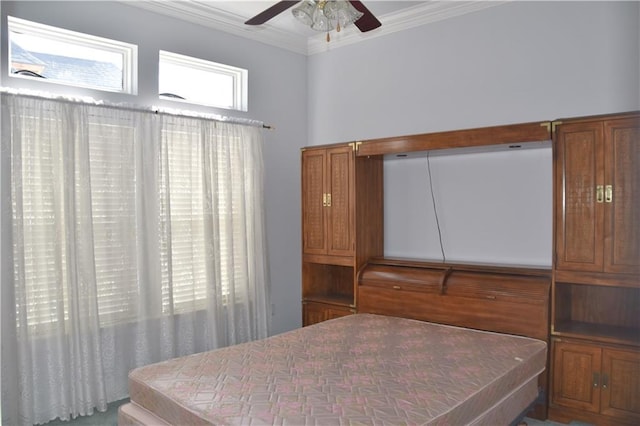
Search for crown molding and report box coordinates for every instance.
[121,0,309,54]
[122,1,509,56]
[308,1,508,55]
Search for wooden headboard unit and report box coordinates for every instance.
[357,257,552,419]
[357,257,551,341]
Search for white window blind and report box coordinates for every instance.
[214,136,249,305]
[12,111,233,329]
[87,121,139,325]
[13,112,141,329]
[160,127,209,314]
[13,114,68,329]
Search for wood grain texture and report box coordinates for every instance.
[301,143,383,326]
[356,121,551,156]
[550,112,640,426]
[357,258,551,341]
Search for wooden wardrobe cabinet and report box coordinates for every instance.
[550,112,640,425]
[301,143,383,326]
[302,145,354,258]
[554,115,640,276]
[550,339,640,425]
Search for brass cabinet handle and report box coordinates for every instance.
[602,373,609,389]
[605,185,613,203]
[392,285,401,290]
[593,372,600,388]
[322,193,332,207]
[596,185,604,203]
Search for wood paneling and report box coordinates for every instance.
[552,340,602,413]
[302,145,354,257]
[301,149,327,254]
[358,258,551,341]
[601,348,640,421]
[551,339,640,425]
[303,301,353,326]
[356,121,551,156]
[555,121,605,272]
[554,114,640,275]
[326,147,353,255]
[604,118,640,274]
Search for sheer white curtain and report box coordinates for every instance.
[0,93,270,425]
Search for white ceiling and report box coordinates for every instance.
[123,1,507,55]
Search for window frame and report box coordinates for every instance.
[7,16,138,94]
[159,50,248,112]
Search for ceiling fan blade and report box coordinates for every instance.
[349,0,381,32]
[245,1,300,25]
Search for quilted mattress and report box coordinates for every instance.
[124,314,547,425]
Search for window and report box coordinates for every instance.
[159,125,210,314]
[87,121,140,324]
[8,101,255,331]
[12,111,141,328]
[8,16,137,94]
[159,50,248,111]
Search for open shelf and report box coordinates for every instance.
[302,262,355,306]
[553,320,640,347]
[302,294,354,308]
[553,281,640,347]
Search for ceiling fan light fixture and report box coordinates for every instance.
[291,0,315,26]
[246,0,381,36]
[324,0,363,29]
[310,6,334,32]
[291,0,364,40]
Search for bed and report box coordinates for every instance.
[119,259,550,425]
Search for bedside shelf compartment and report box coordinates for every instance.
[553,282,640,346]
[302,262,354,305]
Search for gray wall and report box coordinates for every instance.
[308,1,640,266]
[308,1,639,143]
[0,1,307,335]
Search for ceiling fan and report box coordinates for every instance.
[245,0,382,40]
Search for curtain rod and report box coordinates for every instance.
[0,87,274,130]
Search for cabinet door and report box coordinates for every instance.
[552,340,601,413]
[603,118,640,274]
[303,302,352,326]
[555,122,605,272]
[302,149,327,255]
[600,347,640,421]
[325,146,354,256]
[301,146,354,257]
[302,302,326,326]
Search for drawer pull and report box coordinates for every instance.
[392,285,401,290]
